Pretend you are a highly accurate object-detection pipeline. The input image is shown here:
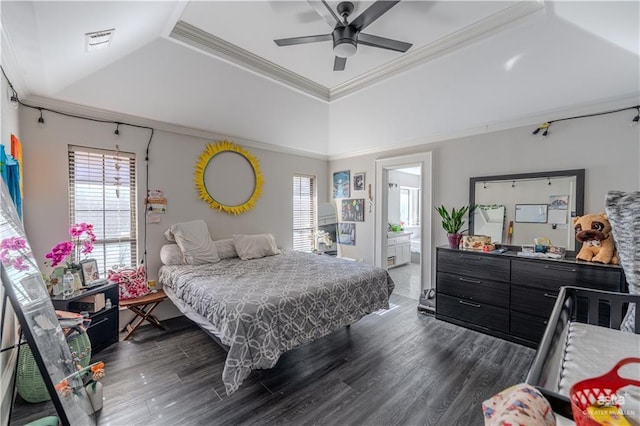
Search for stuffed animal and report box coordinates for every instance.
[574,213,619,264]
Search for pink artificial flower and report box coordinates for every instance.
[45,241,74,267]
[81,240,93,255]
[45,223,96,268]
[0,249,11,266]
[1,237,26,251]
[13,257,29,271]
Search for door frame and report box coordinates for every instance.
[375,152,433,295]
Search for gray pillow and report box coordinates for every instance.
[214,238,238,259]
[160,244,184,265]
[605,190,640,332]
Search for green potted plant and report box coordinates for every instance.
[435,205,470,249]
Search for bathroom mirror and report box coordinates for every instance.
[469,169,585,251]
[1,182,96,425]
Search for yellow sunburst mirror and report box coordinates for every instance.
[194,141,263,215]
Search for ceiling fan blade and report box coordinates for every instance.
[274,34,332,47]
[358,33,412,53]
[307,0,343,28]
[334,56,347,71]
[350,1,400,32]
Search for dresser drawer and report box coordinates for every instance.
[437,293,509,333]
[511,285,559,318]
[86,307,118,353]
[510,311,549,345]
[511,259,622,292]
[437,271,509,307]
[437,250,510,282]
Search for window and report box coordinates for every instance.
[292,174,316,252]
[68,146,137,276]
[399,187,420,227]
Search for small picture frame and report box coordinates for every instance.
[80,259,100,285]
[352,172,365,192]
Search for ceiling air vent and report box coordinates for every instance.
[85,28,115,52]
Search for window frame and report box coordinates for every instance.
[292,174,317,252]
[68,145,137,276]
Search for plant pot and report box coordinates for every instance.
[85,381,103,412]
[447,233,462,249]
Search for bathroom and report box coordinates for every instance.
[386,167,422,300]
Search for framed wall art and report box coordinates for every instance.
[333,170,350,198]
[338,223,356,245]
[352,172,365,192]
[341,199,365,222]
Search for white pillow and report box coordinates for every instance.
[165,220,220,265]
[160,244,184,265]
[233,234,280,260]
[213,238,238,259]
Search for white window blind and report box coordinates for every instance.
[293,174,316,252]
[68,146,137,276]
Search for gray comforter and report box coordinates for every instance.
[159,250,395,395]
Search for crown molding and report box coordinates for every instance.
[169,2,544,103]
[170,21,331,102]
[23,95,330,161]
[330,1,545,100]
[328,92,640,160]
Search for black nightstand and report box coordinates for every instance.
[51,282,119,353]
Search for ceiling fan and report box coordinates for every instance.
[274,0,412,71]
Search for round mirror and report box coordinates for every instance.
[194,141,263,215]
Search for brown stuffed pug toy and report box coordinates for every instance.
[574,213,619,264]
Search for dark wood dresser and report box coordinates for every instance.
[435,246,626,348]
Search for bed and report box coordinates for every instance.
[159,247,395,395]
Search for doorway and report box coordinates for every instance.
[375,153,433,301]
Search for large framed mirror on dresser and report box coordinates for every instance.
[469,169,585,252]
[435,168,628,348]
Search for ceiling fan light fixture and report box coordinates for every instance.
[334,41,357,58]
[332,25,358,58]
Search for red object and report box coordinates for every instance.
[108,264,149,300]
[507,221,514,245]
[570,357,640,425]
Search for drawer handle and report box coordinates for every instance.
[459,277,482,284]
[459,300,481,308]
[88,317,110,328]
[543,265,576,273]
[459,255,483,261]
[543,293,558,299]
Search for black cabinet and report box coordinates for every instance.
[51,282,119,353]
[435,247,626,348]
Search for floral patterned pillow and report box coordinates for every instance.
[482,383,555,426]
[109,264,148,300]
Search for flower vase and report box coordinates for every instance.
[85,381,103,412]
[72,271,83,291]
[65,268,83,291]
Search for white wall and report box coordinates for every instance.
[329,109,639,277]
[18,107,329,321]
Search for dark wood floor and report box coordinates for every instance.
[11,294,535,425]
